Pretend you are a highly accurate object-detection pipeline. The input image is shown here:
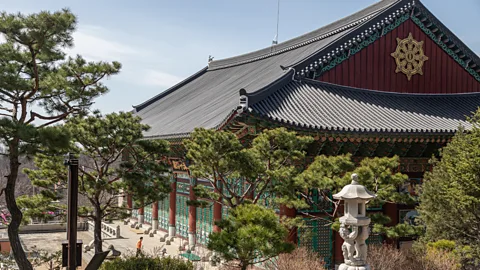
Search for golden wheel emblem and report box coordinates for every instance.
[391,33,428,81]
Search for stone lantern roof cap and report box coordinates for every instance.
[333,174,376,200]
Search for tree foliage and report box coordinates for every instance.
[20,112,171,253]
[185,127,313,208]
[418,110,480,266]
[208,203,294,270]
[294,154,419,237]
[0,9,121,269]
[185,127,419,240]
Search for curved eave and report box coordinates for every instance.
[248,80,478,136]
[247,110,460,136]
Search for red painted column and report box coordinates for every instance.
[152,201,159,230]
[188,180,197,246]
[168,179,177,236]
[126,194,133,209]
[280,205,297,244]
[213,180,223,233]
[334,203,345,265]
[245,183,254,201]
[384,202,398,246]
[138,200,145,224]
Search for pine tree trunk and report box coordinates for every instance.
[241,264,248,270]
[94,207,103,253]
[6,141,33,270]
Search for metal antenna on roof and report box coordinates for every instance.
[271,0,280,48]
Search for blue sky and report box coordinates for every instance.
[3,0,479,113]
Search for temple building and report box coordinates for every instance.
[128,0,480,267]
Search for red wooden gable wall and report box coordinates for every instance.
[317,19,480,94]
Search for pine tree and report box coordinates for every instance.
[418,110,480,265]
[207,204,294,270]
[21,112,171,253]
[184,127,313,208]
[0,10,121,268]
[293,154,421,238]
[185,128,420,242]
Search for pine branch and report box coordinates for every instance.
[23,46,39,100]
[26,111,70,124]
[37,113,73,128]
[0,105,13,113]
[0,89,16,101]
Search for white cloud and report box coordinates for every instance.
[143,69,183,88]
[67,25,140,61]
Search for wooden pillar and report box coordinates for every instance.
[152,201,159,231]
[188,179,197,247]
[213,180,222,233]
[245,183,254,200]
[126,194,133,209]
[169,179,177,236]
[334,203,345,265]
[334,229,344,264]
[280,205,297,244]
[138,202,145,224]
[384,202,398,246]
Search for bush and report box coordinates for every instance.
[264,248,325,270]
[368,244,411,270]
[100,256,193,270]
[368,243,460,270]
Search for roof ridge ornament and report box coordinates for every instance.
[236,89,249,113]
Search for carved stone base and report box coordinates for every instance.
[338,263,371,270]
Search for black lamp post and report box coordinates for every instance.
[63,153,81,269]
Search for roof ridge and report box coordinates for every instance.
[207,0,401,71]
[416,1,480,67]
[134,67,208,112]
[300,79,480,97]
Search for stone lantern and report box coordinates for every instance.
[333,174,376,270]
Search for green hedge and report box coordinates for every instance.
[100,256,193,270]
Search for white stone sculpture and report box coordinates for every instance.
[339,224,358,264]
[333,174,376,270]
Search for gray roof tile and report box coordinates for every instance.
[250,80,480,133]
[135,0,480,138]
[135,0,403,138]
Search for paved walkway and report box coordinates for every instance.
[88,221,218,269]
[0,222,218,269]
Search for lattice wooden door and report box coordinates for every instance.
[144,205,152,225]
[176,195,189,238]
[196,202,213,245]
[298,218,333,268]
[158,197,169,231]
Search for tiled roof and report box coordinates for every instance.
[250,80,479,133]
[134,0,480,138]
[134,0,403,139]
